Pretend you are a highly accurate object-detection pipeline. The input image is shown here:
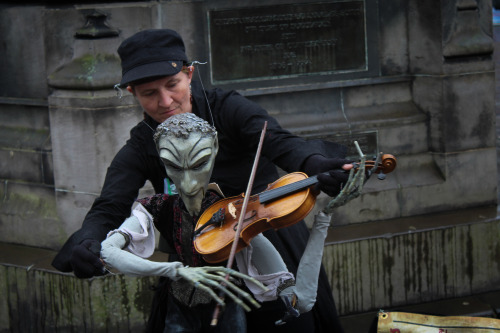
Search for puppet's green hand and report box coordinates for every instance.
[176,266,267,311]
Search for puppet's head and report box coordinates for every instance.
[154,113,218,216]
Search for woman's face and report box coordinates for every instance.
[157,132,218,216]
[127,70,193,123]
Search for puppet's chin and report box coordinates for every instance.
[181,192,204,217]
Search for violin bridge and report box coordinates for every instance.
[228,202,237,219]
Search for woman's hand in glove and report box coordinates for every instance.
[303,154,353,197]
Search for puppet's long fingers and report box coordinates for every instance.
[192,281,226,307]
[206,267,268,292]
[206,274,263,309]
[202,278,255,311]
[344,168,358,193]
[212,269,268,292]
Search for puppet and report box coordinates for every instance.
[100,113,370,331]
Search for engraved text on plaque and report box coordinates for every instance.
[208,1,366,83]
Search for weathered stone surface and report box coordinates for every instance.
[0,243,170,332]
[324,214,500,315]
[0,6,48,99]
[328,148,497,225]
[408,0,445,75]
[0,1,498,327]
[378,0,409,75]
[48,54,122,90]
[248,87,342,117]
[47,90,142,236]
[443,1,493,58]
[0,265,156,332]
[48,90,140,194]
[0,1,493,245]
[0,103,49,131]
[43,8,128,82]
[413,73,496,153]
[0,181,62,249]
[0,126,52,184]
[54,190,100,241]
[0,147,52,185]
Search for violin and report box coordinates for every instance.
[194,154,397,263]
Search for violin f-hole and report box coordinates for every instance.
[244,210,257,221]
[232,210,257,231]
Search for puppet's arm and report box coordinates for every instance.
[100,215,181,277]
[273,211,330,325]
[236,234,294,302]
[101,210,266,311]
[236,214,329,325]
[276,143,368,323]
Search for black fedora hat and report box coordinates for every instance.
[118,29,188,87]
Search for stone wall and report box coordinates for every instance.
[1,0,496,247]
[324,207,500,315]
[0,5,59,248]
[0,265,155,332]
[0,0,498,328]
[1,210,497,332]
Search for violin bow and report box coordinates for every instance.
[210,121,268,326]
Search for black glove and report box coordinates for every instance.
[70,239,106,278]
[303,155,352,197]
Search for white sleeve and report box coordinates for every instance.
[119,203,156,258]
[101,214,182,278]
[235,233,294,302]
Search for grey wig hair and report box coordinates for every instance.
[153,113,217,147]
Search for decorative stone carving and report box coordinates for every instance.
[75,10,119,39]
[47,54,121,90]
[443,0,493,58]
[48,10,121,90]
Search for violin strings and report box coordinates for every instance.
[259,175,319,203]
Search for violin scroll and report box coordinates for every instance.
[355,153,396,180]
[377,154,397,174]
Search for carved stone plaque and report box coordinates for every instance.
[208,1,366,83]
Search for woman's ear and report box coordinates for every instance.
[126,86,134,95]
[187,66,194,81]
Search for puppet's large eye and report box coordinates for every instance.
[192,160,208,170]
[163,159,182,172]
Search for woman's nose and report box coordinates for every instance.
[158,89,173,107]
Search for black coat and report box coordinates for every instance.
[52,81,345,333]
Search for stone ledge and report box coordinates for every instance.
[0,243,170,332]
[326,205,498,245]
[0,242,170,272]
[0,263,157,332]
[0,181,62,249]
[323,209,500,315]
[239,75,412,97]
